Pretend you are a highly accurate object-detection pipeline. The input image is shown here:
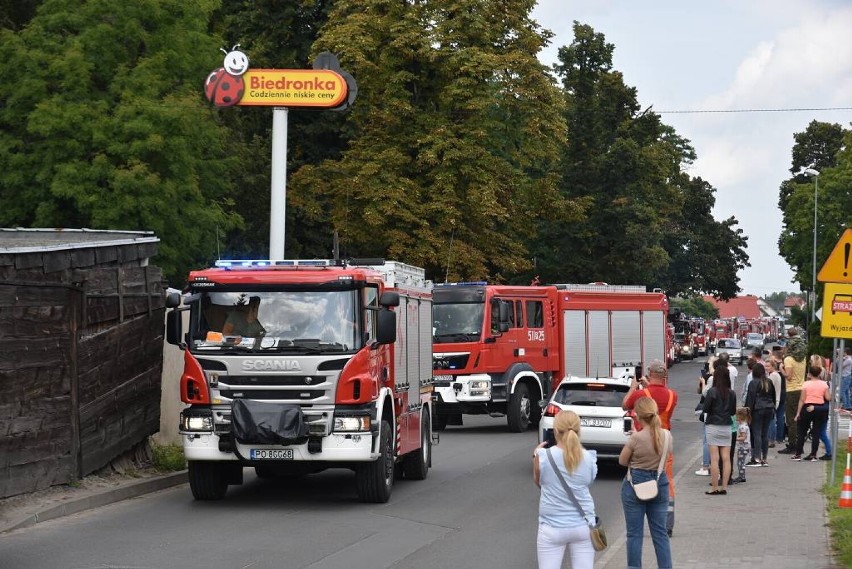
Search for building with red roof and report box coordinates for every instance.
[702,295,762,319]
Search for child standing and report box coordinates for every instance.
[732,407,751,484]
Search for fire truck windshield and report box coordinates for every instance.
[432,302,484,343]
[187,290,359,353]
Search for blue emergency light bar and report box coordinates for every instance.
[435,281,488,287]
[214,259,334,268]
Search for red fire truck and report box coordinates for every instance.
[431,283,668,432]
[691,318,708,356]
[165,259,435,503]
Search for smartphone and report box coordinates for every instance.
[543,429,557,448]
[623,417,633,434]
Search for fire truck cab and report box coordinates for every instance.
[166,259,434,503]
[431,284,560,432]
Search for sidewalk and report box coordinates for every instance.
[599,428,847,569]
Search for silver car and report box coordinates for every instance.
[714,337,743,365]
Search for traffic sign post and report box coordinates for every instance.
[818,228,851,484]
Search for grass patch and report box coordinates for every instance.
[151,442,186,472]
[824,445,852,568]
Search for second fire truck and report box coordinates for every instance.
[431,282,669,432]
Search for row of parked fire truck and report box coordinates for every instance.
[665,312,784,364]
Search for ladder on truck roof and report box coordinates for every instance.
[554,283,649,293]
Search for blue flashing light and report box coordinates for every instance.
[214,259,333,269]
[435,281,488,287]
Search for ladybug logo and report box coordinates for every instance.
[204,45,249,107]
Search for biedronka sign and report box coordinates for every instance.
[204,46,356,109]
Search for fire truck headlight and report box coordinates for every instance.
[333,416,371,432]
[180,410,213,432]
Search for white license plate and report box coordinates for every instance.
[250,449,294,460]
[580,418,612,428]
[434,375,453,382]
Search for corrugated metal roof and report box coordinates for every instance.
[0,228,158,253]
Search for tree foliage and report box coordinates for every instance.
[0,0,243,281]
[534,22,748,298]
[0,4,754,295]
[670,296,719,320]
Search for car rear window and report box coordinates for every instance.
[554,383,629,407]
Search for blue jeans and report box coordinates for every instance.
[842,374,852,409]
[770,403,785,443]
[821,419,832,455]
[621,470,672,569]
[702,424,709,466]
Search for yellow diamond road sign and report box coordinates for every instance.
[817,228,852,283]
[821,282,852,339]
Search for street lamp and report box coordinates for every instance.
[802,167,819,322]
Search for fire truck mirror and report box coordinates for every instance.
[166,309,183,346]
[376,309,397,344]
[165,290,181,308]
[379,291,400,307]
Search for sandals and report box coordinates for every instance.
[705,489,727,495]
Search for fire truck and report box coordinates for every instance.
[690,318,708,356]
[165,259,435,503]
[431,283,668,432]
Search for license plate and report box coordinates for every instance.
[580,418,612,428]
[250,449,294,460]
[434,375,453,382]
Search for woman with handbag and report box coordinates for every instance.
[533,410,600,569]
[701,365,737,494]
[618,396,673,569]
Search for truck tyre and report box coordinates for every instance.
[507,382,531,432]
[355,419,394,503]
[188,461,228,500]
[402,413,430,480]
[433,413,448,431]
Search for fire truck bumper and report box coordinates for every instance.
[433,374,492,403]
[182,432,378,462]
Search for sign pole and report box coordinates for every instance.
[831,338,840,483]
[269,107,288,260]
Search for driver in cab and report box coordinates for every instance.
[222,296,266,340]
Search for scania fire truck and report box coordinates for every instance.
[166,259,435,503]
[431,282,668,432]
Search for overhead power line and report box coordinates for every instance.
[657,106,852,115]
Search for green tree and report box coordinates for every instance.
[541,23,748,298]
[670,296,719,320]
[0,0,243,282]
[778,121,850,309]
[289,0,576,281]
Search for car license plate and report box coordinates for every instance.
[250,449,294,460]
[580,418,612,428]
[434,375,453,382]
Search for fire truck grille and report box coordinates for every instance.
[218,389,326,400]
[433,353,470,370]
[222,375,329,386]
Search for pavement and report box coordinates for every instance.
[1,416,850,569]
[599,412,852,569]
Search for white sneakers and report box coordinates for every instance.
[695,468,710,476]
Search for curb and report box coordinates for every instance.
[0,470,188,534]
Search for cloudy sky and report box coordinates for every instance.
[532,0,852,297]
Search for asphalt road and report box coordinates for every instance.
[0,361,710,569]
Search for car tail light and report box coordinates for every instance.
[544,403,561,417]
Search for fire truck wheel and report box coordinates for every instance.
[355,419,394,503]
[507,383,531,432]
[188,461,228,500]
[403,412,430,480]
[432,413,448,431]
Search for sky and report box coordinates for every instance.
[532,0,852,297]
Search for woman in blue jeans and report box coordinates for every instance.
[619,396,673,569]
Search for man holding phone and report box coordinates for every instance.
[622,360,678,536]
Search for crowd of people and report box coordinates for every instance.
[530,338,850,568]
